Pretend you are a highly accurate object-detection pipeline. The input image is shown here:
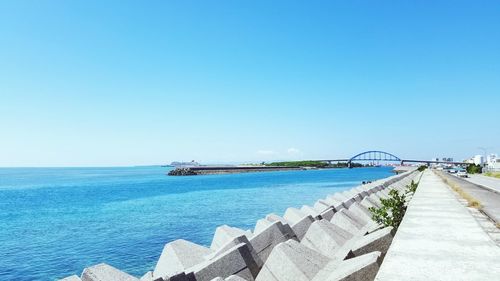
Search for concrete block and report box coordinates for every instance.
[249,221,297,263]
[283,207,308,225]
[265,213,288,224]
[351,227,394,257]
[312,251,382,281]
[290,215,314,241]
[300,220,354,261]
[210,278,224,281]
[59,275,82,281]
[330,209,365,237]
[211,225,253,250]
[225,275,248,281]
[164,272,196,281]
[140,271,153,281]
[360,197,378,210]
[341,190,362,203]
[330,193,355,208]
[153,239,212,279]
[313,200,330,213]
[324,196,345,210]
[255,240,331,281]
[347,202,373,222]
[319,208,335,221]
[254,218,273,234]
[81,263,138,281]
[206,235,263,270]
[300,205,321,219]
[189,243,260,281]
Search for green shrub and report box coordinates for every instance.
[369,189,407,229]
[466,164,482,174]
[417,165,427,172]
[406,180,418,194]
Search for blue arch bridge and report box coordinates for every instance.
[317,150,466,168]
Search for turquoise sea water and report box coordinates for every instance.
[0,166,394,280]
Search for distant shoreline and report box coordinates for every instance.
[166,165,378,176]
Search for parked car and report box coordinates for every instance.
[456,169,468,178]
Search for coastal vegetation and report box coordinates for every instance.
[484,171,500,179]
[417,165,427,172]
[466,164,482,174]
[368,180,419,229]
[265,161,363,168]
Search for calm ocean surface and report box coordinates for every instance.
[0,166,394,280]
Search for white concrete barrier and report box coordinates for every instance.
[211,225,252,251]
[189,242,260,281]
[300,219,354,261]
[81,263,138,281]
[255,240,330,281]
[248,221,297,263]
[153,239,212,279]
[311,251,382,281]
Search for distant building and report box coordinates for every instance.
[487,154,498,165]
[486,154,500,172]
[465,155,484,165]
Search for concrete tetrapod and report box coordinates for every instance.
[153,239,212,279]
[330,209,366,237]
[211,225,253,251]
[59,275,82,281]
[248,221,297,263]
[255,239,331,281]
[225,275,249,281]
[81,263,138,281]
[205,235,263,268]
[311,251,382,281]
[188,242,261,281]
[265,213,314,241]
[300,219,354,261]
[300,205,321,219]
[210,276,249,281]
[283,207,308,225]
[350,227,394,258]
[140,271,153,281]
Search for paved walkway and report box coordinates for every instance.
[375,170,500,281]
[439,172,500,224]
[465,174,500,193]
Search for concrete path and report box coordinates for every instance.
[465,174,500,194]
[439,172,500,224]
[375,170,500,281]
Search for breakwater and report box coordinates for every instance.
[61,169,420,281]
[168,166,305,176]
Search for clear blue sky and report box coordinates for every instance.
[1,1,499,167]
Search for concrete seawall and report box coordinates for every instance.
[375,170,500,281]
[61,169,421,281]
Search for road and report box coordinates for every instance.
[465,174,500,194]
[437,171,500,224]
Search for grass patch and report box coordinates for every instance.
[437,173,482,209]
[484,172,500,179]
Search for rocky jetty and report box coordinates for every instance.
[168,168,197,176]
[168,166,305,176]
